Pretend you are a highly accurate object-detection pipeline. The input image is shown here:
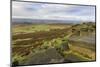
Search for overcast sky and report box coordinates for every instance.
[12,1,95,22]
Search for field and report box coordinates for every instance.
[12,22,96,66]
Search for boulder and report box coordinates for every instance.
[22,48,64,65]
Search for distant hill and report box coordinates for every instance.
[12,18,94,24]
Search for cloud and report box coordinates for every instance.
[12,1,95,22]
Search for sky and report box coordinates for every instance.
[12,1,96,22]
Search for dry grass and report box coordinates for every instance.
[69,44,95,60]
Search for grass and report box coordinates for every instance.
[12,23,96,65]
[68,43,95,60]
[12,24,70,35]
